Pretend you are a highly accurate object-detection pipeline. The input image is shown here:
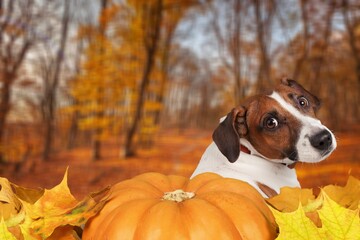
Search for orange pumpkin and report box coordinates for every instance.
[83,172,277,240]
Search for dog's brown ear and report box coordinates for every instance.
[281,78,321,111]
[212,106,248,163]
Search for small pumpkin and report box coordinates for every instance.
[83,172,277,240]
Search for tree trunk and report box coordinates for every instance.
[0,41,31,162]
[92,133,101,160]
[89,0,109,160]
[67,110,79,149]
[125,0,163,157]
[42,93,55,161]
[254,0,274,92]
[341,0,360,119]
[293,0,310,80]
[67,42,83,150]
[308,1,334,94]
[0,75,13,163]
[154,24,174,125]
[42,0,70,161]
[232,0,243,103]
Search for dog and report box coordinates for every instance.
[191,78,337,198]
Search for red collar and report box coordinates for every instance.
[240,144,251,154]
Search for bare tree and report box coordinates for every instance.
[292,0,310,80]
[252,0,276,92]
[341,0,360,86]
[208,0,249,103]
[307,1,335,94]
[40,0,70,161]
[341,0,360,118]
[0,0,43,163]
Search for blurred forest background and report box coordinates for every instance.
[0,0,359,197]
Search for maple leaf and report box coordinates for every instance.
[319,191,360,240]
[20,168,109,239]
[0,167,109,239]
[269,176,360,240]
[270,204,326,240]
[0,178,23,223]
[266,187,315,212]
[322,176,360,210]
[11,184,44,205]
[0,218,17,240]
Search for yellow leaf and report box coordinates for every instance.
[0,178,22,221]
[0,178,26,230]
[269,176,360,240]
[0,218,16,240]
[267,187,315,212]
[319,191,360,240]
[322,176,360,210]
[11,184,44,205]
[22,168,77,219]
[270,204,326,240]
[20,168,109,238]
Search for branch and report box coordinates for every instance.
[12,40,31,74]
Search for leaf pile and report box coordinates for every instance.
[267,176,360,240]
[0,168,108,239]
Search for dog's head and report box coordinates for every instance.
[213,78,337,164]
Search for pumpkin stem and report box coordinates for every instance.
[162,189,195,203]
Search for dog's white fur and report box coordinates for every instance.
[191,141,300,196]
[191,90,337,198]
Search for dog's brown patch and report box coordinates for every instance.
[243,96,302,160]
[276,78,320,116]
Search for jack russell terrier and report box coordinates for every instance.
[191,78,337,198]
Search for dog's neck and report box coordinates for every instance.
[191,142,300,197]
[240,144,297,170]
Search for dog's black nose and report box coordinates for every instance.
[310,130,332,150]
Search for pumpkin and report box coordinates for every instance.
[83,172,277,240]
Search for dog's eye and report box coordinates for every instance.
[264,117,279,129]
[298,97,309,108]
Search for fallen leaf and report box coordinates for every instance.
[20,168,109,238]
[0,218,16,240]
[0,178,22,221]
[269,176,360,240]
[322,176,360,210]
[319,191,360,240]
[270,203,326,240]
[11,184,44,205]
[0,167,109,239]
[266,187,315,212]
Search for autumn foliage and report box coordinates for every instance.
[1,169,359,239]
[0,0,357,168]
[268,176,360,239]
[0,168,108,239]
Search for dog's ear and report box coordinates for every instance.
[281,78,321,111]
[212,106,248,163]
